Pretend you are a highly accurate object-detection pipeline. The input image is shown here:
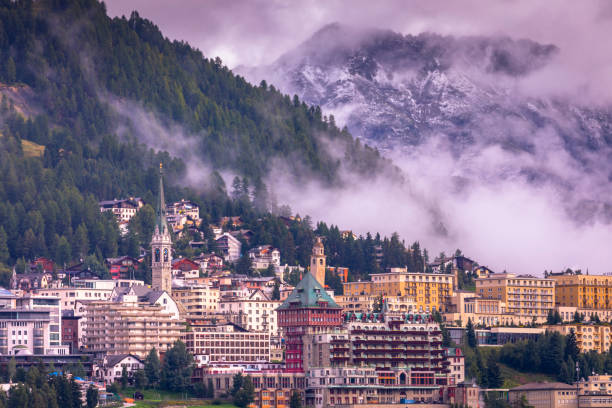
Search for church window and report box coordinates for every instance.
[155,248,160,262]
[164,248,169,262]
[320,259,323,265]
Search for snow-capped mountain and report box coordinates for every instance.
[239,23,612,223]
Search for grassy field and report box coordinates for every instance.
[500,363,555,389]
[118,387,237,408]
[21,139,45,157]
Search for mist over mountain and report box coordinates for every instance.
[240,23,612,225]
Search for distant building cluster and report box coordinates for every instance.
[3,168,612,408]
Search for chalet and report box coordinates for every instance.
[429,255,476,273]
[12,272,54,291]
[105,256,140,280]
[30,257,55,273]
[93,354,144,384]
[229,229,254,244]
[340,230,357,240]
[167,199,200,220]
[193,253,224,274]
[99,197,144,223]
[244,276,277,291]
[172,258,200,279]
[215,233,242,262]
[247,245,281,270]
[473,266,495,278]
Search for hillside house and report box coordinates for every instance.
[215,233,242,262]
[247,245,281,270]
[172,258,200,279]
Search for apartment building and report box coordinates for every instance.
[173,284,220,318]
[248,245,281,270]
[0,289,68,355]
[551,273,612,310]
[84,286,183,359]
[183,322,270,363]
[476,273,555,323]
[219,289,280,335]
[215,233,242,262]
[335,294,417,314]
[546,324,612,353]
[342,269,454,313]
[99,197,143,222]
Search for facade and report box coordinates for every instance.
[173,284,220,318]
[476,273,555,323]
[34,286,114,311]
[94,354,144,384]
[277,272,343,373]
[106,256,140,280]
[303,312,451,407]
[219,289,280,335]
[61,311,81,353]
[0,289,68,355]
[336,294,417,314]
[215,233,242,262]
[508,382,577,408]
[172,258,201,279]
[446,348,465,385]
[183,323,270,363]
[84,286,183,359]
[99,197,143,222]
[551,273,612,310]
[248,245,281,270]
[343,269,454,313]
[455,381,481,408]
[546,324,612,353]
[310,237,326,287]
[151,164,173,294]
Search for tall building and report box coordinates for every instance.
[310,237,326,286]
[550,272,612,309]
[476,273,555,323]
[84,286,183,359]
[276,272,343,373]
[342,268,455,313]
[151,163,172,294]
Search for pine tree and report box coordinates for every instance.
[565,329,580,362]
[0,226,9,264]
[120,366,129,389]
[234,376,254,408]
[160,341,194,392]
[486,352,503,388]
[290,390,302,408]
[86,385,98,408]
[466,318,477,349]
[144,348,161,387]
[271,280,280,300]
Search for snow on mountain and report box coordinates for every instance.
[239,23,612,224]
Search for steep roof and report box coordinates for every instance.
[277,271,340,310]
[155,163,169,235]
[105,354,142,367]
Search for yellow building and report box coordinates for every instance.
[310,237,326,287]
[172,284,220,319]
[509,382,577,408]
[551,273,612,309]
[476,273,554,323]
[335,294,417,314]
[546,324,612,353]
[342,268,454,312]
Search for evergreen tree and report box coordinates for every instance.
[0,227,9,264]
[233,376,254,408]
[144,348,161,387]
[486,352,503,388]
[86,385,98,408]
[70,377,83,408]
[290,390,302,408]
[120,366,129,389]
[160,341,194,392]
[271,280,280,300]
[565,329,580,362]
[466,318,477,349]
[231,373,244,396]
[134,369,147,389]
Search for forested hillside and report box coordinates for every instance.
[0,0,422,284]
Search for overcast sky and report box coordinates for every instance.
[105,1,612,71]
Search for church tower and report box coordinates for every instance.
[310,237,326,286]
[151,163,172,294]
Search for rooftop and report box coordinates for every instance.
[277,272,340,310]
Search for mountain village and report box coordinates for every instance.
[0,166,609,408]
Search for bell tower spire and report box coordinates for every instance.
[151,163,172,294]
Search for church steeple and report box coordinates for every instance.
[155,163,169,235]
[151,163,172,294]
